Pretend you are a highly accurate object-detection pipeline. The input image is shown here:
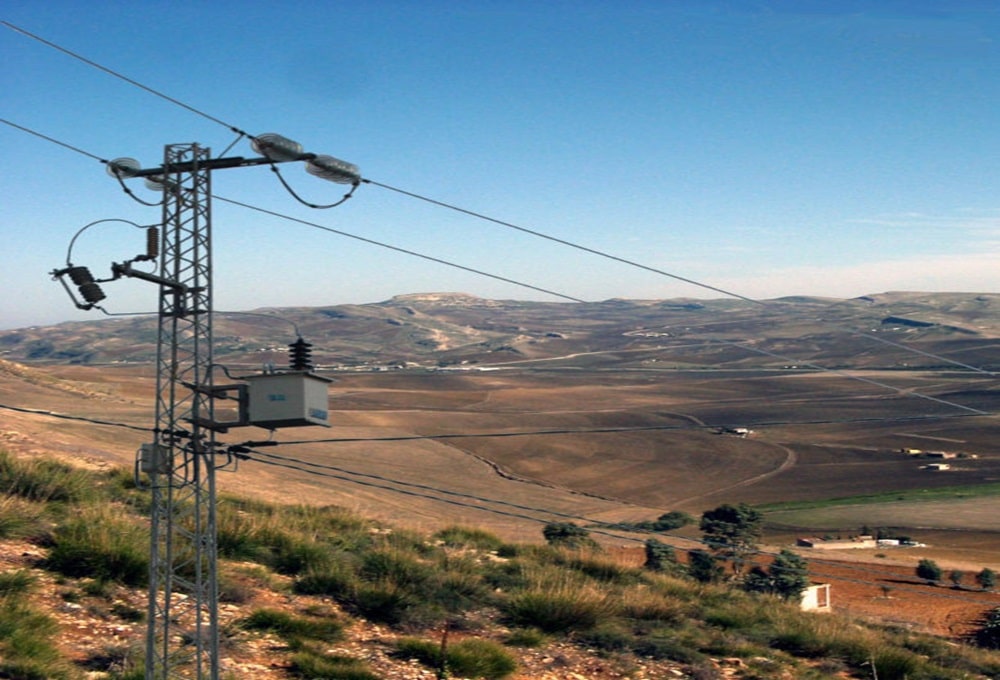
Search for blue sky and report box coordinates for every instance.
[2,1,999,329]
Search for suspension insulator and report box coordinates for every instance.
[289,337,313,371]
[78,282,107,304]
[67,266,96,286]
[146,227,160,260]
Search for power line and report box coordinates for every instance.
[0,397,995,605]
[2,21,248,138]
[4,20,996,380]
[213,194,585,303]
[241,411,986,447]
[237,446,1000,609]
[2,117,992,418]
[0,402,153,432]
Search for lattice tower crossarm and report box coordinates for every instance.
[145,143,220,680]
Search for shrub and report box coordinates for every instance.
[394,636,517,679]
[351,581,423,626]
[688,549,723,583]
[289,647,379,679]
[0,583,73,679]
[974,607,1000,650]
[644,538,678,572]
[0,449,91,503]
[434,525,505,551]
[294,561,358,598]
[239,608,344,643]
[0,570,35,597]
[976,568,997,591]
[504,628,547,648]
[44,504,149,586]
[916,558,942,584]
[0,495,46,540]
[501,574,615,633]
[542,522,598,549]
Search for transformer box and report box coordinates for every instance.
[244,371,332,429]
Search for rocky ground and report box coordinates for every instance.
[1,539,758,680]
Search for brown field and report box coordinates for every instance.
[2,360,998,539]
[2,348,1000,638]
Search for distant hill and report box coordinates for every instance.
[2,291,997,372]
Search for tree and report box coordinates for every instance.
[643,538,678,572]
[699,503,763,575]
[769,550,810,601]
[973,607,1000,649]
[949,569,965,589]
[542,522,597,550]
[741,550,809,601]
[916,558,942,585]
[976,568,997,592]
[653,511,695,531]
[687,549,723,583]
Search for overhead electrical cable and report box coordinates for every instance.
[2,21,249,138]
[213,195,586,303]
[0,402,153,432]
[0,398,995,604]
[237,447,1000,608]
[363,179,998,379]
[3,20,995,380]
[241,411,985,448]
[0,118,992,418]
[362,178,760,304]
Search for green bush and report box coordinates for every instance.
[0,569,35,597]
[0,496,46,540]
[394,636,517,679]
[0,449,91,503]
[44,505,149,586]
[352,581,421,625]
[0,584,74,679]
[501,578,615,633]
[289,646,379,679]
[239,608,344,642]
[434,525,505,551]
[294,560,359,598]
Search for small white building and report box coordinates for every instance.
[800,583,831,612]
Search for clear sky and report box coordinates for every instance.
[2,1,998,330]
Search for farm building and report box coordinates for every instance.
[797,536,877,550]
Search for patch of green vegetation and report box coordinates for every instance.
[393,636,517,679]
[2,449,999,679]
[44,504,149,586]
[0,449,92,503]
[757,482,1000,513]
[0,571,75,679]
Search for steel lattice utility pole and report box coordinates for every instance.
[75,134,361,680]
[144,142,219,680]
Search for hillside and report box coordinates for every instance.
[3,291,998,371]
[2,452,1000,680]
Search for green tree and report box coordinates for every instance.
[769,549,810,601]
[976,568,996,592]
[916,558,942,585]
[949,569,965,589]
[973,607,1000,649]
[643,538,677,572]
[699,503,762,575]
[653,511,695,531]
[741,550,809,601]
[687,549,723,583]
[542,522,597,550]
